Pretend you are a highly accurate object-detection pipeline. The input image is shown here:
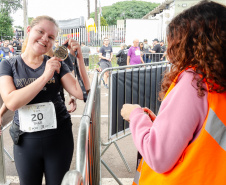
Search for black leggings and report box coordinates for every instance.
[14,126,74,185]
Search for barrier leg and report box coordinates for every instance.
[113,141,131,173]
[4,148,14,162]
[101,160,123,185]
[0,135,10,185]
[101,142,112,156]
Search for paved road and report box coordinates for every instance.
[1,73,137,185]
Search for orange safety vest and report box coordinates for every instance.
[133,71,226,185]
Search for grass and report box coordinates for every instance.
[88,54,118,70]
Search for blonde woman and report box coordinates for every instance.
[0,15,90,185]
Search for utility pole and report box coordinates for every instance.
[95,0,97,26]
[87,0,90,19]
[23,0,28,38]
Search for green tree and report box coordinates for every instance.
[90,13,108,26]
[91,0,159,25]
[0,11,14,40]
[0,0,22,13]
[28,17,34,25]
[100,16,108,26]
[0,0,22,40]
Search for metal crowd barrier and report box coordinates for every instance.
[0,135,8,185]
[98,61,170,184]
[141,53,166,63]
[61,72,101,185]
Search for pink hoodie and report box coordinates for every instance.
[129,70,208,173]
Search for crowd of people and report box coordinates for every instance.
[115,38,167,67]
[0,38,23,61]
[97,37,167,88]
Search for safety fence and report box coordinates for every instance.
[62,72,101,185]
[58,25,126,47]
[87,52,166,72]
[62,61,170,185]
[99,61,170,184]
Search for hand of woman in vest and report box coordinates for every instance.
[143,107,156,121]
[121,104,141,122]
[43,57,62,80]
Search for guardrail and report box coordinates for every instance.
[62,72,100,185]
[98,61,170,184]
[0,134,8,185]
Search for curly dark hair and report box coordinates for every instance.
[159,0,226,100]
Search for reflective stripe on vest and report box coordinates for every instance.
[205,108,226,151]
[132,158,144,185]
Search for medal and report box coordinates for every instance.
[53,45,68,60]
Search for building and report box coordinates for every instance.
[142,0,226,42]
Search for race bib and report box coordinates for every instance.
[18,102,57,132]
[135,50,140,56]
[106,52,110,60]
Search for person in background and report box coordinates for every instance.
[139,42,145,62]
[127,45,131,49]
[160,40,167,61]
[121,1,226,184]
[143,39,151,63]
[127,39,144,65]
[116,43,128,67]
[0,49,5,62]
[0,40,12,59]
[149,38,161,62]
[52,40,59,51]
[0,15,90,185]
[8,44,15,56]
[99,37,113,89]
[81,42,91,72]
[12,37,18,47]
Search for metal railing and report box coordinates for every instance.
[58,25,126,47]
[62,61,170,185]
[0,135,8,185]
[61,72,100,185]
[98,61,170,184]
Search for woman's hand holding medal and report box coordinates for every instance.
[43,57,63,80]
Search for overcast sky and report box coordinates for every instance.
[11,0,164,27]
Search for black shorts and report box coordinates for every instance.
[100,61,112,70]
[14,123,74,185]
[84,58,89,66]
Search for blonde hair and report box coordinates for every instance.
[22,15,59,53]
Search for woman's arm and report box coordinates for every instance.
[0,57,62,111]
[127,71,208,173]
[61,73,83,100]
[0,103,8,118]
